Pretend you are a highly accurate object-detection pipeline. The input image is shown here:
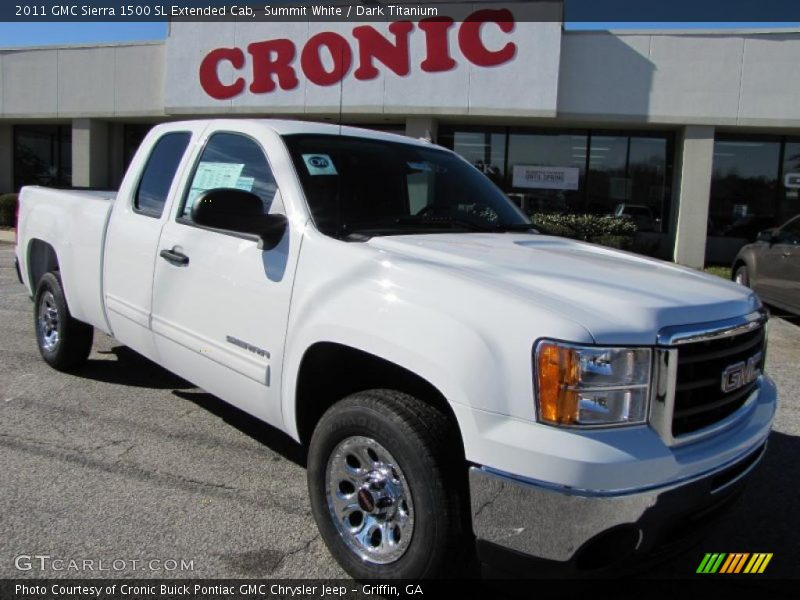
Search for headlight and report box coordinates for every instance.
[535,341,652,427]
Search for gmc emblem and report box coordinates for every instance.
[721,352,763,393]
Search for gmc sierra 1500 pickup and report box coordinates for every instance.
[15,120,776,578]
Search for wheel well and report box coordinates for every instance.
[27,239,59,289]
[295,342,463,453]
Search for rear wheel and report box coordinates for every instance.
[307,389,469,579]
[34,272,93,372]
[734,264,750,287]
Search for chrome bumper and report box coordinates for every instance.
[469,441,767,567]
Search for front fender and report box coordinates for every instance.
[280,230,593,442]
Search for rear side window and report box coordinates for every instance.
[134,132,191,217]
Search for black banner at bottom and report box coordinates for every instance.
[1,579,798,600]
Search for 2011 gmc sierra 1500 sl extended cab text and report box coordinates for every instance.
[15,120,776,578]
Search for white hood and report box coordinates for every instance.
[367,233,762,344]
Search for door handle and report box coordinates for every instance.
[160,248,189,266]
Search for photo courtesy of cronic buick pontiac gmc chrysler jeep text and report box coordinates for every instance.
[14,120,776,578]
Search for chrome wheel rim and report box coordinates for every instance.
[38,291,60,352]
[325,436,414,564]
[735,271,747,285]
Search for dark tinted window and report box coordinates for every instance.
[780,217,800,244]
[438,126,675,258]
[709,137,780,240]
[135,132,191,217]
[283,134,527,239]
[506,131,586,214]
[182,133,277,219]
[13,125,72,191]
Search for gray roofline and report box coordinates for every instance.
[566,27,800,36]
[0,39,165,52]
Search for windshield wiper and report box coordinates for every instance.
[395,216,492,232]
[340,218,536,242]
[492,223,538,232]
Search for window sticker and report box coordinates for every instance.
[234,176,255,192]
[302,154,338,176]
[186,162,247,214]
[193,162,245,189]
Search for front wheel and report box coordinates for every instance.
[307,390,469,579]
[34,271,94,372]
[734,264,750,287]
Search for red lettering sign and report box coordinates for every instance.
[248,39,298,93]
[418,17,456,73]
[198,9,517,99]
[199,48,245,100]
[301,32,352,86]
[353,21,414,80]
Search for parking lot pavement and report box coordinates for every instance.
[1,241,798,579]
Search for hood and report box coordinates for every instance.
[367,233,762,344]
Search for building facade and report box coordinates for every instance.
[2,16,800,267]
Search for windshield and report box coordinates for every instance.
[282,134,531,239]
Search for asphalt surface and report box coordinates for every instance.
[0,241,798,580]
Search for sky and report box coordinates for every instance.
[0,23,168,48]
[0,20,798,48]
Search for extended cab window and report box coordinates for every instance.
[181,133,278,219]
[134,132,191,217]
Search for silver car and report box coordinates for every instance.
[732,215,800,313]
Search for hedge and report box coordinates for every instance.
[0,193,18,228]
[529,212,637,250]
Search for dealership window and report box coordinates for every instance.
[505,131,586,214]
[438,128,506,187]
[707,135,784,264]
[440,126,674,240]
[123,124,154,169]
[13,125,72,191]
[780,140,800,224]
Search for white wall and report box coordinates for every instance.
[0,43,165,118]
[3,28,800,126]
[558,30,800,127]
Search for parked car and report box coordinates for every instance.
[733,215,800,313]
[15,120,775,578]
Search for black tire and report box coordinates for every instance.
[34,271,94,372]
[734,264,750,287]
[307,389,470,579]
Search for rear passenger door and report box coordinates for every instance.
[103,124,205,361]
[150,127,299,426]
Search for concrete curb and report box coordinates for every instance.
[0,229,16,244]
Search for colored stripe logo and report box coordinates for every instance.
[697,553,773,574]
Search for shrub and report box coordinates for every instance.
[0,193,18,228]
[529,212,637,250]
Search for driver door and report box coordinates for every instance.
[150,127,300,427]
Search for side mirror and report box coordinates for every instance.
[191,188,287,250]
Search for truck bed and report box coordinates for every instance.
[16,186,117,333]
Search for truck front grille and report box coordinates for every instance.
[672,326,766,437]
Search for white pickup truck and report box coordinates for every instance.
[15,120,776,578]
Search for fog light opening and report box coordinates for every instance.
[574,525,642,571]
